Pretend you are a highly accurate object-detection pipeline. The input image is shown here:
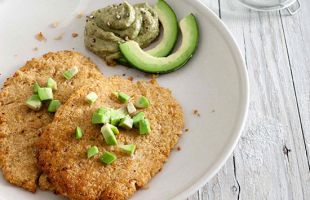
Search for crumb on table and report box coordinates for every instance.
[177,146,181,151]
[54,33,64,40]
[122,73,126,76]
[50,21,59,28]
[35,32,46,41]
[33,47,38,51]
[193,109,201,117]
[76,12,84,19]
[127,76,134,81]
[185,128,189,132]
[72,32,79,38]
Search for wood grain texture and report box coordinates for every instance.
[280,0,310,168]
[188,0,310,199]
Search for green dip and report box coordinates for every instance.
[84,1,160,64]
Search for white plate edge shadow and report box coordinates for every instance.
[171,1,249,199]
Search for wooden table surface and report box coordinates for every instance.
[188,0,310,199]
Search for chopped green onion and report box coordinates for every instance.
[132,112,145,127]
[33,82,41,93]
[139,118,151,135]
[48,100,61,112]
[119,115,133,129]
[38,87,53,101]
[87,146,99,158]
[75,127,83,139]
[119,144,136,155]
[63,66,79,80]
[135,96,150,108]
[47,77,57,90]
[100,151,117,164]
[126,102,136,115]
[101,124,118,145]
[114,91,130,103]
[26,95,42,111]
[86,92,98,104]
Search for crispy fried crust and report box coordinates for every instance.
[38,76,184,200]
[0,51,104,192]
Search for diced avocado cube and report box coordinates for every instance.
[63,66,79,80]
[87,146,99,158]
[47,77,57,90]
[117,107,128,116]
[96,107,109,114]
[26,95,42,111]
[114,91,130,103]
[119,115,133,129]
[139,119,151,135]
[33,82,41,93]
[101,124,118,145]
[109,124,120,135]
[86,92,98,104]
[119,144,136,155]
[100,151,117,164]
[135,96,150,108]
[38,87,53,101]
[132,112,145,127]
[48,100,61,112]
[75,126,83,139]
[92,110,110,124]
[126,102,136,115]
[109,109,126,126]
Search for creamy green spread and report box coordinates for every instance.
[84,1,160,64]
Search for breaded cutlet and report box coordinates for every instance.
[37,76,184,200]
[0,51,104,192]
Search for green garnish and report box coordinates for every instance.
[139,118,151,135]
[114,92,130,103]
[126,102,136,115]
[92,108,110,124]
[33,82,41,93]
[132,112,145,127]
[75,127,83,139]
[119,144,136,155]
[110,109,126,126]
[100,151,117,164]
[63,66,79,80]
[48,100,61,112]
[26,95,42,111]
[109,124,120,135]
[38,87,53,101]
[101,124,118,145]
[96,107,109,114]
[119,115,133,129]
[86,92,98,104]
[87,146,99,158]
[47,77,57,90]
[135,96,150,108]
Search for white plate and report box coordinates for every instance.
[0,0,249,199]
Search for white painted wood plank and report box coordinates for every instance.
[280,0,310,168]
[200,157,240,200]
[218,0,310,199]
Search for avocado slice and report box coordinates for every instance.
[119,14,199,74]
[118,0,178,65]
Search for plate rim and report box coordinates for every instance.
[170,0,249,199]
[0,0,249,199]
